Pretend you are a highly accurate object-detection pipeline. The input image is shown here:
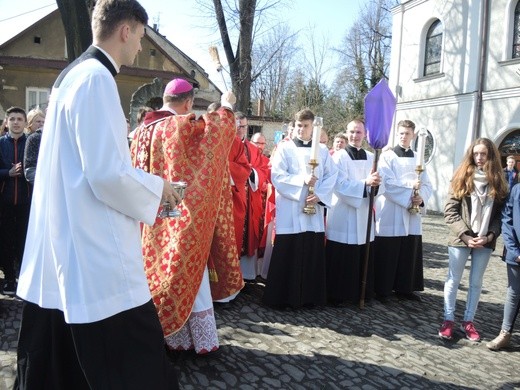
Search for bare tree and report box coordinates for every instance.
[213,0,254,112]
[301,25,333,86]
[251,24,299,118]
[362,1,393,87]
[275,25,342,128]
[56,0,93,62]
[296,25,332,118]
[210,0,286,113]
[334,0,395,118]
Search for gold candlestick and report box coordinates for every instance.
[303,159,319,214]
[408,165,424,214]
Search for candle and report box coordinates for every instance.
[416,128,427,167]
[310,117,323,161]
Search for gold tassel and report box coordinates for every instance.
[209,268,219,282]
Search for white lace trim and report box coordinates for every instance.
[165,307,219,354]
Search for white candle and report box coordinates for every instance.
[310,117,323,161]
[416,128,427,167]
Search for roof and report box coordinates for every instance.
[0,6,221,97]
[0,6,57,47]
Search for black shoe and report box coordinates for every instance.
[396,292,421,302]
[213,301,232,310]
[375,294,389,303]
[198,348,222,358]
[2,280,17,296]
[165,347,196,360]
[255,276,267,284]
[328,299,348,307]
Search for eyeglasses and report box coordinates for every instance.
[237,125,248,129]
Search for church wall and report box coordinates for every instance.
[481,91,520,142]
[389,0,520,211]
[390,1,476,104]
[391,96,470,211]
[485,0,520,91]
[406,91,520,213]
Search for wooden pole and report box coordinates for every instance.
[359,149,380,309]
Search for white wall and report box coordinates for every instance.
[389,0,520,211]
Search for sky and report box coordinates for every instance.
[0,0,369,90]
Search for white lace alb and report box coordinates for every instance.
[165,307,219,354]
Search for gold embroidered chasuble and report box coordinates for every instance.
[131,110,244,336]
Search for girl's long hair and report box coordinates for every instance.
[450,137,508,201]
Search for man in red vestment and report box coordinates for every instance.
[228,135,250,258]
[131,79,243,354]
[235,112,270,281]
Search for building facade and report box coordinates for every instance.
[389,0,520,211]
[0,9,221,129]
[0,9,283,154]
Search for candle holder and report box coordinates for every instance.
[303,159,319,215]
[408,165,424,214]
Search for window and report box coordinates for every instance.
[424,20,443,76]
[26,87,50,111]
[249,125,261,139]
[513,2,520,58]
[499,129,520,154]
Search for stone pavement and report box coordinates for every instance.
[1,214,520,389]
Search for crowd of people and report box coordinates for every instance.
[0,0,519,387]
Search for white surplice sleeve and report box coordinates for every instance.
[270,143,307,202]
[313,145,338,208]
[71,71,163,225]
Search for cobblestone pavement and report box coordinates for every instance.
[1,214,520,389]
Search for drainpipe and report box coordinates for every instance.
[473,0,490,139]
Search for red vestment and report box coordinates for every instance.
[259,181,275,252]
[228,136,250,255]
[243,140,270,257]
[131,109,243,336]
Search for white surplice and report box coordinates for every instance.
[326,148,375,245]
[375,149,432,237]
[271,140,337,234]
[17,55,163,324]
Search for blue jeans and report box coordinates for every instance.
[502,263,520,332]
[443,246,492,322]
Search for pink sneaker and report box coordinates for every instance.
[438,320,455,340]
[461,321,481,341]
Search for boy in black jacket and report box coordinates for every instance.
[0,106,30,295]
